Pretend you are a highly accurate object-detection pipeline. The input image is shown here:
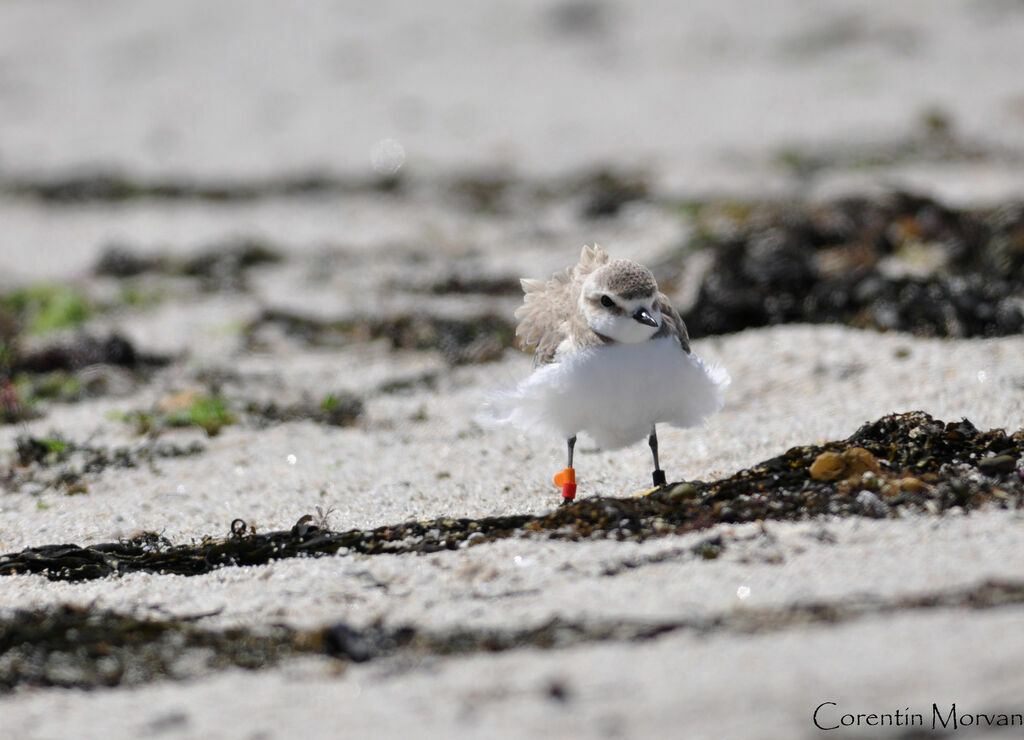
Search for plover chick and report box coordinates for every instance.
[484,244,728,503]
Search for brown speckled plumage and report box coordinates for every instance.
[600,260,658,300]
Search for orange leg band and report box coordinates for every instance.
[554,467,576,500]
[554,467,575,487]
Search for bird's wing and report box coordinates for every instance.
[515,244,610,365]
[654,292,692,354]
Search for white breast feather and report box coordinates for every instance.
[482,337,729,450]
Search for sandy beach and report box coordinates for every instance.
[2,2,1024,738]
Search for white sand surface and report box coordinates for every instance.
[1,324,1022,552]
[1,323,1023,739]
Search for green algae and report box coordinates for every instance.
[0,284,94,335]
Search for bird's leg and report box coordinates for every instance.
[556,436,577,505]
[649,425,666,487]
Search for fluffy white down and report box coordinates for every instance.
[483,337,729,449]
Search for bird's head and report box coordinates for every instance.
[580,259,662,343]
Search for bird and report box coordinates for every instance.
[483,244,728,503]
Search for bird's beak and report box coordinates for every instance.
[633,308,658,327]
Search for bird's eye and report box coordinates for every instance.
[600,295,614,308]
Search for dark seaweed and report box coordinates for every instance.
[3,412,1020,582]
[94,239,283,291]
[0,605,300,691]
[2,578,1023,692]
[1,171,397,204]
[681,192,1024,338]
[245,309,516,365]
[245,392,364,428]
[1,436,205,495]
[576,168,649,219]
[15,333,170,375]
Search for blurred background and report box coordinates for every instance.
[3,0,1024,190]
[1,0,1022,289]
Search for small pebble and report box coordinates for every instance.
[977,455,1018,475]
